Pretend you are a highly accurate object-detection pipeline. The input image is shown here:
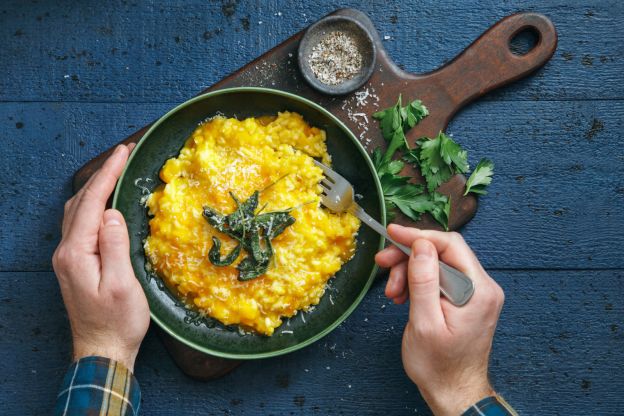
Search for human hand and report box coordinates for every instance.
[375,224,505,416]
[52,144,149,372]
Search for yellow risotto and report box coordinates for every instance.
[144,112,360,335]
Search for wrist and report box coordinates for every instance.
[73,341,137,372]
[419,382,495,416]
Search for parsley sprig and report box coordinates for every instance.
[373,95,428,163]
[371,96,451,229]
[405,132,469,192]
[372,147,450,227]
[371,95,492,230]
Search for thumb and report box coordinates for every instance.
[98,209,135,289]
[407,239,445,327]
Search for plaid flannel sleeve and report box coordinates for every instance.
[53,356,141,416]
[462,395,518,416]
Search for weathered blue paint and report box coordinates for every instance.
[1,1,622,102]
[1,0,622,414]
[1,271,622,415]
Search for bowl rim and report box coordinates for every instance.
[112,86,386,359]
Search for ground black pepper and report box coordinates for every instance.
[308,31,363,85]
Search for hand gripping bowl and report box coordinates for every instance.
[113,87,385,359]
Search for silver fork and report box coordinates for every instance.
[314,160,475,306]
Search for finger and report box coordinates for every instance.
[62,196,78,236]
[407,239,445,327]
[64,145,129,244]
[394,289,409,305]
[387,224,485,282]
[385,261,408,299]
[62,144,133,238]
[63,149,123,236]
[98,209,134,290]
[375,244,407,268]
[63,156,109,232]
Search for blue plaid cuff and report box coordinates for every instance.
[462,395,517,416]
[53,356,141,416]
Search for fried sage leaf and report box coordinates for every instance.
[256,211,296,239]
[202,207,229,234]
[237,235,274,281]
[203,191,295,281]
[208,237,242,266]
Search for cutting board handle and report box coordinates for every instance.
[420,13,557,128]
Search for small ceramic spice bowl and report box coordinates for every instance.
[298,15,377,96]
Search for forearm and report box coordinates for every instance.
[53,356,141,416]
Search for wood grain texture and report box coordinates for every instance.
[1,271,622,415]
[1,0,623,414]
[0,0,621,102]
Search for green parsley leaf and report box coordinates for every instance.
[402,99,429,130]
[373,96,402,141]
[402,147,419,165]
[371,147,384,169]
[464,159,494,196]
[391,191,450,230]
[372,94,493,230]
[385,128,409,163]
[414,136,453,192]
[429,193,451,231]
[390,192,431,221]
[379,172,411,195]
[373,152,422,223]
[384,183,426,222]
[409,132,468,192]
[372,96,455,229]
[373,148,405,177]
[440,133,469,173]
[373,95,429,163]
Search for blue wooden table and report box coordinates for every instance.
[1,1,623,414]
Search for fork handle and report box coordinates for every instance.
[351,204,475,306]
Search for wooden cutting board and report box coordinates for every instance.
[73,8,557,231]
[72,8,557,378]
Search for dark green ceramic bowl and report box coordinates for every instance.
[113,87,384,359]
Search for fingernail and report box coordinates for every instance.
[104,210,122,226]
[113,145,125,155]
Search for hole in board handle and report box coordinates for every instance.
[509,27,540,56]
